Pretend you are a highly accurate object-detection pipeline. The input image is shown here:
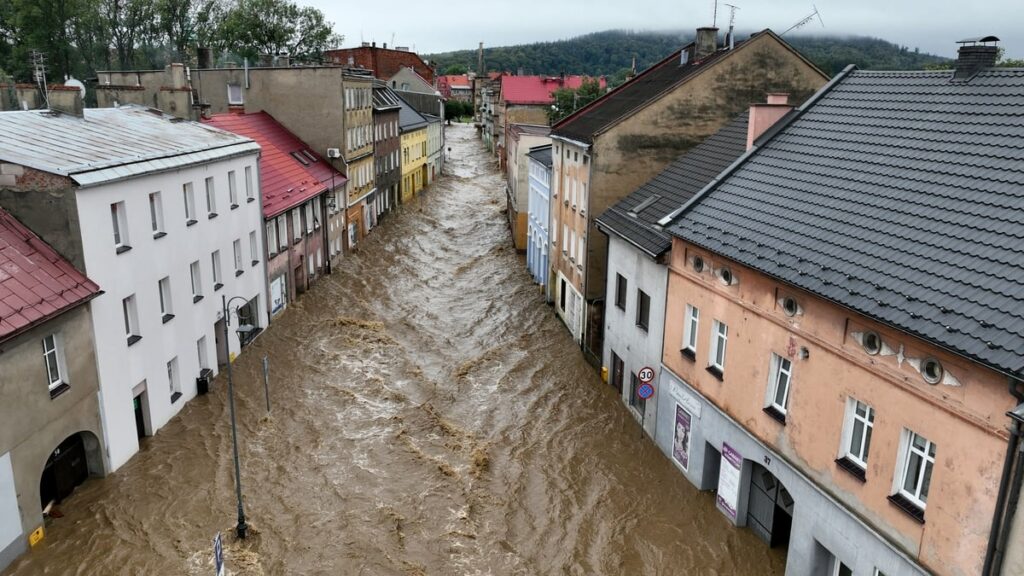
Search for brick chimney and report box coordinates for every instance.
[694,27,719,59]
[747,93,791,150]
[953,36,1000,81]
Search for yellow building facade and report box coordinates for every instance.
[400,127,428,203]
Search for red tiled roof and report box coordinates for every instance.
[0,208,100,343]
[500,75,606,105]
[203,112,347,219]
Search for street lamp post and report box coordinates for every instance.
[221,294,254,539]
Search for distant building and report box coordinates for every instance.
[0,106,268,472]
[0,207,104,573]
[203,112,347,316]
[325,44,435,84]
[505,124,550,251]
[525,144,552,292]
[389,66,436,95]
[424,114,444,186]
[548,27,828,354]
[438,74,473,102]
[658,42,1024,576]
[397,94,429,202]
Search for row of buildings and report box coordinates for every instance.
[492,28,1024,576]
[0,45,452,571]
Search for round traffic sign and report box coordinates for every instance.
[638,366,655,384]
[637,382,655,400]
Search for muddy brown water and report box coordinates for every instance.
[4,124,784,576]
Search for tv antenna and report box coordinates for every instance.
[782,5,824,36]
[711,0,718,27]
[31,50,50,109]
[725,3,739,45]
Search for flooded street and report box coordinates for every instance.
[4,124,783,576]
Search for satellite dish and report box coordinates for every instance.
[64,75,86,99]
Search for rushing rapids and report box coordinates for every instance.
[3,124,783,576]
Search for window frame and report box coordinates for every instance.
[629,371,646,414]
[211,250,223,289]
[167,357,181,403]
[683,304,699,355]
[895,429,936,510]
[149,192,165,237]
[635,289,650,332]
[183,182,197,224]
[840,398,875,470]
[708,319,728,375]
[765,352,793,418]
[158,276,174,323]
[233,239,243,275]
[614,273,627,310]
[190,260,203,302]
[205,177,217,218]
[110,201,129,251]
[42,334,65,391]
[244,166,254,202]
[122,294,141,345]
[228,170,238,208]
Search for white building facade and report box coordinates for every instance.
[525,145,552,294]
[0,107,268,472]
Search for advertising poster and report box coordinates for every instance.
[672,404,691,471]
[717,442,742,520]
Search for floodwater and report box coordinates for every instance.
[4,124,784,576]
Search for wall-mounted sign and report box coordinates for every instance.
[717,442,743,520]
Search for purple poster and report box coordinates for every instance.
[672,404,691,471]
[716,442,742,520]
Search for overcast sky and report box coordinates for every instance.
[305,0,1019,59]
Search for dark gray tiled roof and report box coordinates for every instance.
[393,90,428,131]
[596,113,749,258]
[667,67,1024,375]
[527,144,552,168]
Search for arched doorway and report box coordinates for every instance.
[746,462,794,549]
[39,431,102,513]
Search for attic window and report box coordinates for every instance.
[692,256,705,273]
[290,152,310,166]
[862,331,882,355]
[717,267,735,285]
[302,150,318,162]
[627,195,661,217]
[782,296,799,317]
[921,358,943,385]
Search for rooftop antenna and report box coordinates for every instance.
[782,5,824,36]
[31,50,49,109]
[725,4,739,49]
[711,0,718,27]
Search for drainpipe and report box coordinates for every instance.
[984,377,1024,575]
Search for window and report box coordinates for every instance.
[123,294,141,345]
[244,166,254,202]
[305,203,314,234]
[111,201,129,252]
[635,289,650,331]
[190,260,203,302]
[149,192,165,237]
[568,229,575,259]
[42,334,65,393]
[205,177,217,218]
[895,430,936,513]
[158,277,173,323]
[233,239,243,275]
[577,236,584,268]
[249,231,259,266]
[228,171,238,208]
[266,220,278,256]
[211,250,223,289]
[629,372,646,413]
[277,215,288,251]
[682,304,699,356]
[197,336,209,371]
[167,357,181,403]
[227,83,243,105]
[312,199,321,229]
[614,274,627,310]
[708,320,728,375]
[183,182,197,224]
[840,398,874,474]
[292,209,302,241]
[764,353,793,422]
[610,351,624,392]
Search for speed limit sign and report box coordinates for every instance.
[638,366,655,384]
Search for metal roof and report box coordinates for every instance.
[596,113,748,258]
[0,106,258,187]
[526,144,552,168]
[666,67,1024,376]
[394,91,428,132]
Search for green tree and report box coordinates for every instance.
[548,78,603,123]
[103,0,156,69]
[215,0,341,62]
[443,63,468,75]
[156,0,220,63]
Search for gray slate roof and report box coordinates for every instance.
[393,90,428,132]
[596,112,748,258]
[0,106,257,188]
[666,67,1024,376]
[527,144,552,169]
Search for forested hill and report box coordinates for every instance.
[425,30,950,83]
